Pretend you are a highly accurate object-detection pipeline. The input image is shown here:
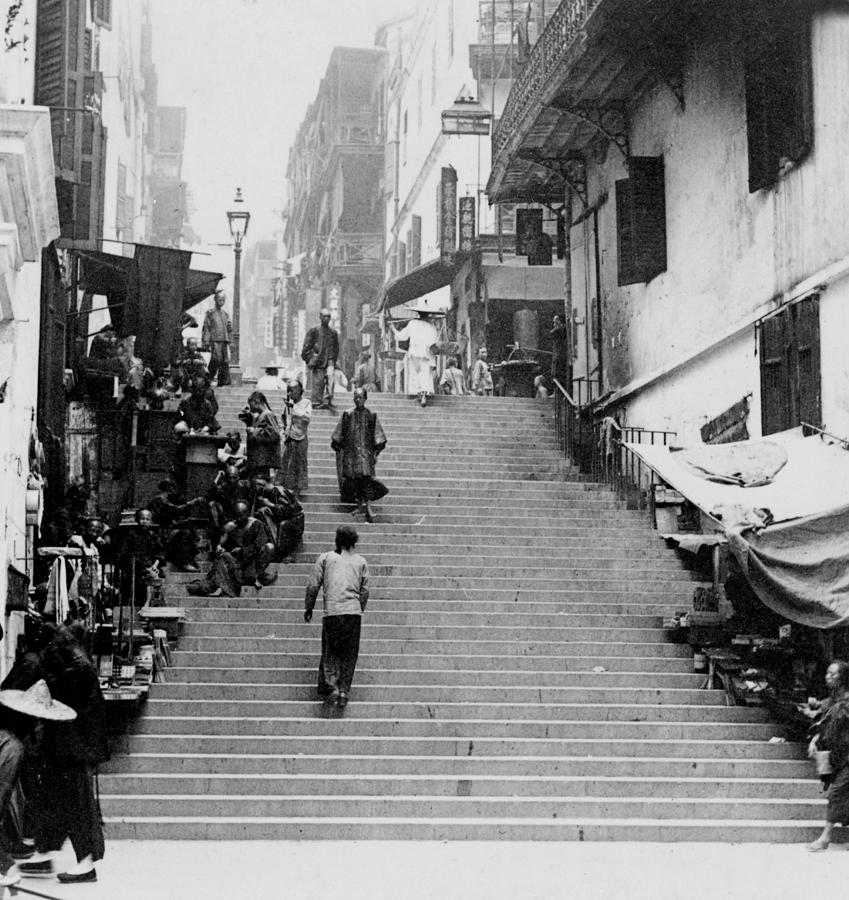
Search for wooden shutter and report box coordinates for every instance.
[793,295,821,431]
[615,178,638,286]
[411,215,422,269]
[617,159,667,285]
[759,309,791,435]
[398,241,407,276]
[744,0,813,192]
[631,157,667,282]
[92,0,112,29]
[515,208,542,256]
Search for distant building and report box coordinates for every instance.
[149,106,188,248]
[284,46,385,379]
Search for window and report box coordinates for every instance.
[411,215,422,269]
[448,0,454,58]
[615,156,667,286]
[759,295,821,436]
[743,0,812,192]
[91,0,112,29]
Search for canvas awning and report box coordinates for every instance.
[75,245,223,370]
[379,256,463,312]
[626,429,849,628]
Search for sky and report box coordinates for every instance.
[149,0,404,275]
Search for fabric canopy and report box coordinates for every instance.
[626,429,849,628]
[75,245,223,370]
[380,256,462,311]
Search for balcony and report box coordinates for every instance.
[487,0,686,204]
[318,232,383,277]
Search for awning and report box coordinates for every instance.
[75,244,223,370]
[379,256,462,312]
[626,429,849,628]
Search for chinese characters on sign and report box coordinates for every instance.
[438,166,457,263]
[458,196,476,253]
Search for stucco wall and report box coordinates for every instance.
[579,5,849,440]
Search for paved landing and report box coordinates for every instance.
[19,839,848,900]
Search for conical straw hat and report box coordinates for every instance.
[0,679,76,721]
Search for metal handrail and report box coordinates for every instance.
[801,421,849,448]
[551,379,677,520]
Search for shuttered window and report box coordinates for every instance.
[744,0,813,192]
[91,0,112,28]
[616,157,667,286]
[759,295,821,435]
[411,215,422,269]
[515,208,542,256]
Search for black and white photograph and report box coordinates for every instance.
[0,0,847,897]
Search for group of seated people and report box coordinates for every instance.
[124,459,304,599]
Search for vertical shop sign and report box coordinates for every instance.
[438,166,458,263]
[459,196,476,253]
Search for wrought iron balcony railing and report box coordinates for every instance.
[492,0,602,160]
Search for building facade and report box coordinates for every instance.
[488,0,849,440]
[284,46,385,380]
[0,0,61,674]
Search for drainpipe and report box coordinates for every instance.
[593,207,603,392]
[562,186,573,390]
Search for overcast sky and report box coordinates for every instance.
[150,0,404,272]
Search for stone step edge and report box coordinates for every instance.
[100,772,812,785]
[108,751,808,764]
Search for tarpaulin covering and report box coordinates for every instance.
[726,506,849,629]
[625,429,849,628]
[129,245,192,371]
[75,246,223,369]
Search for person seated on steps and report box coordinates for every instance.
[174,375,220,436]
[170,336,209,393]
[250,476,304,563]
[217,431,247,472]
[207,466,252,542]
[147,479,201,572]
[187,500,277,596]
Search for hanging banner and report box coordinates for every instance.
[459,196,476,253]
[438,166,458,263]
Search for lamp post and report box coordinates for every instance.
[441,93,493,232]
[226,187,251,371]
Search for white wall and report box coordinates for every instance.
[572,6,849,442]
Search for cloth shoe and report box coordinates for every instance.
[57,869,97,883]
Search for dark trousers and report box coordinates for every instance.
[208,342,231,387]
[35,763,104,862]
[317,614,362,695]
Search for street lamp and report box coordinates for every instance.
[226,187,251,368]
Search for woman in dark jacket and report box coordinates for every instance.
[19,627,108,883]
[809,660,849,851]
[244,390,281,478]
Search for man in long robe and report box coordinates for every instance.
[330,388,387,521]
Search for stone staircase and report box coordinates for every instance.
[100,388,822,841]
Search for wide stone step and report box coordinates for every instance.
[123,734,804,759]
[174,638,694,658]
[98,794,823,821]
[182,610,667,628]
[169,590,691,608]
[161,668,706,688]
[169,574,705,591]
[182,623,673,643]
[130,716,781,741]
[169,652,697,673]
[102,752,814,780]
[98,772,819,800]
[138,699,766,723]
[100,815,823,842]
